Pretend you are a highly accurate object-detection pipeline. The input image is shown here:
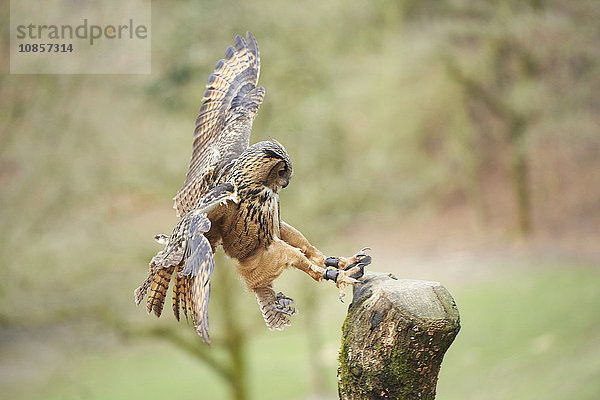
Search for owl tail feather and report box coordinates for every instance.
[134,268,156,306]
[134,265,175,317]
[146,267,174,317]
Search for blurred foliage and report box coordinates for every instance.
[1,0,599,399]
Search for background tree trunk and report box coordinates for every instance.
[338,272,460,400]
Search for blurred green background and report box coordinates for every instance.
[1,1,599,399]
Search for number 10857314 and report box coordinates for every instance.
[18,43,73,52]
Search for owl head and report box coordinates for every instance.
[233,140,293,194]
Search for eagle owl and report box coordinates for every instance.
[135,32,370,344]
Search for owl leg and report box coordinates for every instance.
[279,221,326,266]
[238,238,326,288]
[278,222,371,300]
[280,221,371,276]
[238,239,318,328]
[254,285,297,330]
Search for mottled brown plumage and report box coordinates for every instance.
[174,32,264,217]
[135,32,370,344]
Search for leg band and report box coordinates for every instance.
[323,268,339,282]
[325,257,339,268]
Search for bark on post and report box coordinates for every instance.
[338,272,460,400]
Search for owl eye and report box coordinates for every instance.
[278,169,286,177]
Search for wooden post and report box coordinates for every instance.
[338,272,460,400]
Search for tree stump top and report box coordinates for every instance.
[352,273,460,322]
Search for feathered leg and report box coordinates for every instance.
[254,285,297,330]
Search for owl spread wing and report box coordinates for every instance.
[174,32,265,217]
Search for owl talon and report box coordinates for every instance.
[324,248,372,275]
[256,288,296,330]
[335,266,363,301]
[273,292,297,315]
[355,248,372,258]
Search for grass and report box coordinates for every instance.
[2,260,598,400]
[438,263,600,400]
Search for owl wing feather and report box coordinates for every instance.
[135,183,238,344]
[174,32,264,217]
[180,212,215,344]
